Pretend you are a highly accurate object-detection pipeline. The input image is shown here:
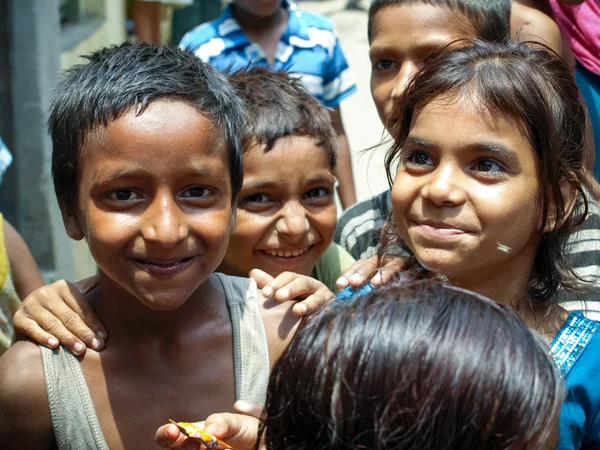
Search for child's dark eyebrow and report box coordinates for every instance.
[243,174,335,191]
[90,167,149,183]
[305,174,336,185]
[472,143,521,169]
[91,166,224,183]
[403,136,431,148]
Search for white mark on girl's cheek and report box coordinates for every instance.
[496,242,511,254]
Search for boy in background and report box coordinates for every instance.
[180,0,358,208]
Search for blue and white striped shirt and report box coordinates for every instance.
[179,0,357,107]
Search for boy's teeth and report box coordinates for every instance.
[264,247,309,258]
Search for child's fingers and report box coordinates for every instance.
[260,271,304,299]
[370,256,409,286]
[336,255,379,288]
[248,268,274,291]
[16,305,88,356]
[205,412,259,449]
[155,423,201,449]
[233,400,264,419]
[270,275,319,302]
[292,290,335,316]
[46,301,105,352]
[11,315,59,349]
[55,283,107,346]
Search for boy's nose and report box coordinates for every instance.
[275,205,310,241]
[421,164,467,207]
[142,196,189,248]
[391,61,418,100]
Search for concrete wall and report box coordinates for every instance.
[3,0,126,282]
[61,0,126,69]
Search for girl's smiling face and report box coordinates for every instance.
[392,94,544,294]
[218,136,337,278]
[369,4,473,129]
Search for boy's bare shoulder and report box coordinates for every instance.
[0,341,54,448]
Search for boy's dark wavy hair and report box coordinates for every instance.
[49,42,246,214]
[259,280,565,450]
[368,0,511,43]
[382,39,588,302]
[228,68,337,168]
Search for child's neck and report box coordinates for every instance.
[447,263,568,341]
[232,4,287,32]
[88,272,226,344]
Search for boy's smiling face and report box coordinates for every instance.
[64,100,234,310]
[219,136,337,278]
[369,4,472,130]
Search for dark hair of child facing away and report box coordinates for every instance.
[382,39,588,303]
[260,280,564,450]
[229,68,337,168]
[368,0,511,43]
[49,43,246,213]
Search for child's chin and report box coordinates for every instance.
[414,249,461,275]
[131,287,195,311]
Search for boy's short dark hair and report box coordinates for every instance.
[368,0,511,43]
[49,43,246,214]
[228,68,337,169]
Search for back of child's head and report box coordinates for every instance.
[368,0,511,43]
[49,43,246,215]
[383,39,587,302]
[260,280,564,450]
[228,68,337,169]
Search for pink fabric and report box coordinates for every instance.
[549,0,600,76]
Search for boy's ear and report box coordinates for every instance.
[59,203,85,241]
[543,178,578,233]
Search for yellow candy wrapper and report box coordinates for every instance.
[169,419,233,449]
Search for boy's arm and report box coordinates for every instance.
[0,341,55,448]
[330,107,357,209]
[4,219,45,299]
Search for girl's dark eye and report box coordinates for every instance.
[404,150,434,166]
[373,59,398,71]
[109,189,139,201]
[304,187,330,199]
[474,159,503,173]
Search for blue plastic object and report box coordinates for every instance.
[335,282,375,303]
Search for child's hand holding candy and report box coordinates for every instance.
[156,401,263,450]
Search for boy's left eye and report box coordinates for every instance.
[181,186,210,198]
[303,187,331,199]
[243,193,273,204]
[108,189,140,202]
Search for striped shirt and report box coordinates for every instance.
[179,0,357,107]
[334,189,600,320]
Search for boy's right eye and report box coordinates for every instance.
[373,59,398,71]
[108,189,141,202]
[242,193,273,204]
